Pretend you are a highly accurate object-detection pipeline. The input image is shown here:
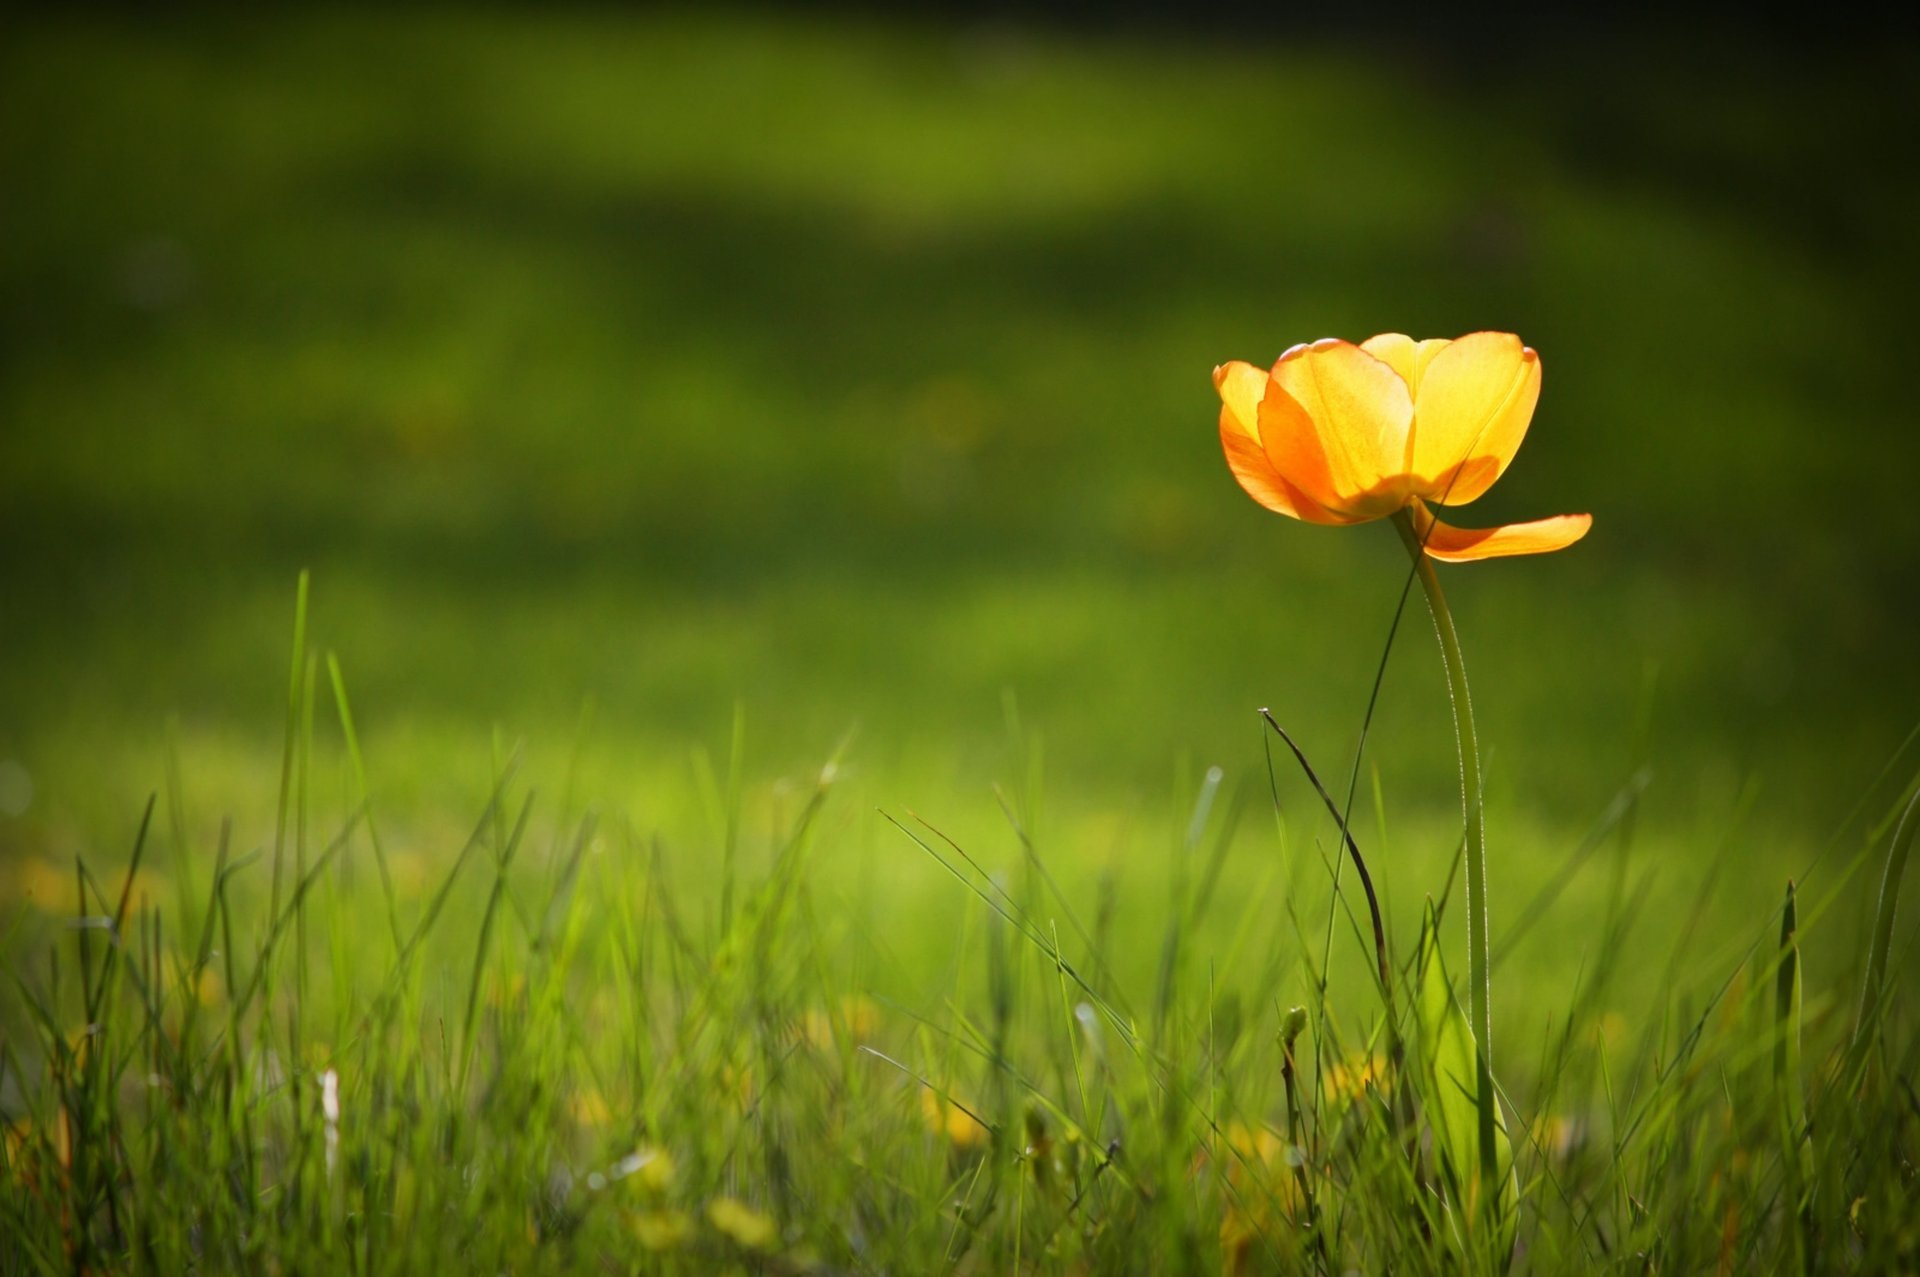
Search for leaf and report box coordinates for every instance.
[1775,882,1812,1242]
[1417,900,1518,1267]
[1774,882,1805,1150]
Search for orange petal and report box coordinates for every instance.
[1213,361,1356,525]
[1359,333,1452,399]
[1411,499,1591,563]
[1403,332,1540,505]
[1263,339,1412,518]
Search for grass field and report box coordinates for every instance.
[2,8,1918,1271]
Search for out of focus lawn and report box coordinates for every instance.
[2,8,1916,1011]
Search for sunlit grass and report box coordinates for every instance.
[3,580,1916,1272]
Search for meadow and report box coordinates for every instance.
[2,8,1917,1271]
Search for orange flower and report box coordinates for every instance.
[1213,333,1590,562]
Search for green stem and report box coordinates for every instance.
[1392,507,1498,1186]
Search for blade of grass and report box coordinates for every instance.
[326,652,402,953]
[270,570,310,924]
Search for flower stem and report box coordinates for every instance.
[1391,507,1499,1185]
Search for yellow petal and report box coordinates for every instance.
[1403,332,1540,505]
[1213,361,1355,525]
[1263,339,1413,518]
[1411,499,1591,563]
[1359,333,1452,399]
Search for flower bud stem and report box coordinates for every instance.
[1391,506,1499,1188]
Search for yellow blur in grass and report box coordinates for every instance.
[619,1146,676,1195]
[1324,1051,1385,1107]
[793,994,880,1050]
[3,858,168,913]
[5,1113,72,1175]
[568,1087,612,1128]
[706,1196,778,1250]
[919,1087,989,1150]
[627,1208,693,1251]
[1214,1121,1304,1274]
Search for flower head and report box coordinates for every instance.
[1214,333,1590,561]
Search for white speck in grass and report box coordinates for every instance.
[320,1069,340,1176]
[586,1172,607,1192]
[1074,1002,1104,1058]
[0,760,32,818]
[1185,766,1223,848]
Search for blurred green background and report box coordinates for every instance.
[3,9,1916,1014]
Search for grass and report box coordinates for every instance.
[1,575,1916,1272]
[3,5,1920,1270]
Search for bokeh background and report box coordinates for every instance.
[4,8,1917,1020]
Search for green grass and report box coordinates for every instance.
[1,581,1916,1271]
[3,6,1920,1270]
